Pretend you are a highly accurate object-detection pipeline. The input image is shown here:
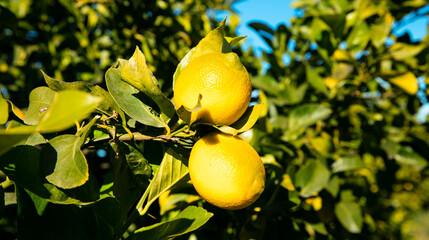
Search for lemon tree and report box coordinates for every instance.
[1,0,429,239]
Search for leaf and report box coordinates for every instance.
[0,146,86,204]
[173,48,195,89]
[132,206,213,240]
[219,104,263,135]
[120,47,175,120]
[43,71,127,123]
[389,72,418,95]
[389,43,425,60]
[287,104,332,133]
[225,36,246,47]
[252,75,280,96]
[295,160,330,198]
[335,201,363,233]
[191,18,230,61]
[136,148,188,215]
[0,95,8,125]
[306,65,328,93]
[332,157,364,173]
[394,146,427,170]
[37,90,101,133]
[41,134,89,189]
[346,20,370,53]
[0,134,32,156]
[106,64,168,129]
[23,86,56,125]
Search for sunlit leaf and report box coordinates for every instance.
[106,64,168,129]
[132,206,213,240]
[219,104,263,135]
[295,160,330,198]
[136,148,188,215]
[332,157,364,173]
[335,201,363,233]
[389,72,418,95]
[42,134,88,189]
[120,47,175,120]
[287,104,332,135]
[0,95,8,125]
[23,87,56,126]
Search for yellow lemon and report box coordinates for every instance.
[173,51,251,125]
[189,132,265,210]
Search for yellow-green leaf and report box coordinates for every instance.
[0,95,8,125]
[219,104,263,135]
[390,72,418,95]
[36,90,101,133]
[120,47,175,120]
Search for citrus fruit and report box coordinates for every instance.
[188,132,265,210]
[173,51,251,125]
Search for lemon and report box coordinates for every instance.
[189,132,265,210]
[173,51,251,125]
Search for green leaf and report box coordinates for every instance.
[389,43,425,60]
[332,157,364,173]
[106,64,168,129]
[132,206,213,240]
[252,75,280,96]
[0,95,8,125]
[0,134,32,156]
[287,104,332,136]
[23,86,56,126]
[305,65,328,93]
[120,47,175,121]
[295,160,330,198]
[43,71,127,123]
[36,90,101,133]
[335,201,363,233]
[42,134,89,189]
[346,20,370,53]
[0,146,86,204]
[136,148,188,215]
[219,104,263,135]
[394,146,427,170]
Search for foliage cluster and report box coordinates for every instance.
[1,0,429,239]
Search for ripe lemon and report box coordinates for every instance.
[189,132,265,210]
[173,51,251,125]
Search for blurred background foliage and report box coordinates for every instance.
[1,0,429,239]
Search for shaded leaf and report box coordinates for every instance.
[132,206,213,240]
[136,148,188,215]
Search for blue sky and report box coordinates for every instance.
[215,0,428,57]
[215,0,429,123]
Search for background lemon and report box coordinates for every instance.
[173,51,252,125]
[189,132,265,210]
